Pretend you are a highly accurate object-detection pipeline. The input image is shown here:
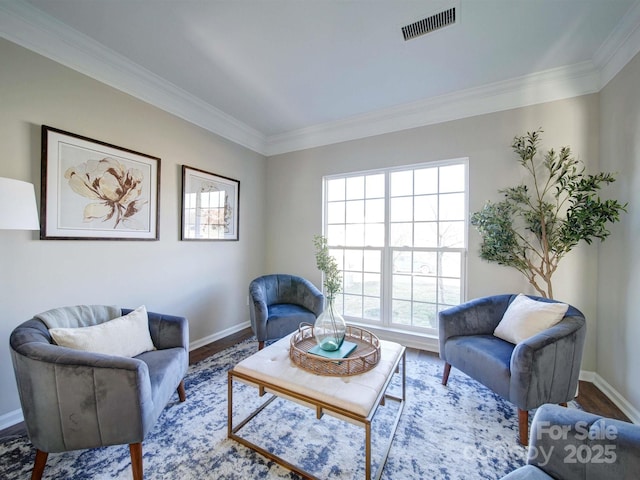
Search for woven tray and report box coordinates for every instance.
[289,323,381,376]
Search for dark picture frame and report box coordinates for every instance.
[181,165,240,241]
[41,125,160,240]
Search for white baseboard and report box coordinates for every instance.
[188,321,251,351]
[592,373,640,425]
[579,369,596,382]
[0,408,24,432]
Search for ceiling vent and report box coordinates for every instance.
[402,7,456,41]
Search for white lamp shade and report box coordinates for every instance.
[0,177,40,230]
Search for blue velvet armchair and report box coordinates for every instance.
[249,274,324,350]
[502,404,640,479]
[439,294,586,445]
[10,305,189,480]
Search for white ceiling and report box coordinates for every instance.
[2,0,640,155]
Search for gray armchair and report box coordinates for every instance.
[249,274,324,350]
[10,305,189,480]
[502,404,640,479]
[439,294,586,445]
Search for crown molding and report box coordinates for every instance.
[265,61,600,156]
[0,0,268,154]
[2,0,639,158]
[593,0,640,88]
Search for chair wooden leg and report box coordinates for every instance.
[441,362,451,385]
[129,443,143,480]
[258,341,265,350]
[177,380,186,402]
[518,409,529,446]
[31,449,48,480]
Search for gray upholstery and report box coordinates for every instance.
[10,306,189,478]
[502,404,640,479]
[249,274,324,344]
[439,294,586,444]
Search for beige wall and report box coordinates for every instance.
[0,38,267,418]
[598,50,640,414]
[266,95,602,367]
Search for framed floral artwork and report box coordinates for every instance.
[41,125,160,240]
[181,165,239,241]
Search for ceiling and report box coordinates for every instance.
[2,0,640,154]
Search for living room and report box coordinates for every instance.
[1,1,639,478]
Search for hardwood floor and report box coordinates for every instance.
[410,348,631,423]
[1,328,630,442]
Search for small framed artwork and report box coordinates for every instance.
[41,125,160,240]
[181,165,240,241]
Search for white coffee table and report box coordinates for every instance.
[227,333,406,480]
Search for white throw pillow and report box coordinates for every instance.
[49,305,155,357]
[493,294,569,344]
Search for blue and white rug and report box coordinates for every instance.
[0,339,572,479]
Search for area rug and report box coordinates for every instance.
[0,338,571,479]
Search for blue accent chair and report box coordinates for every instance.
[502,404,640,479]
[10,306,189,480]
[249,274,324,350]
[439,294,586,445]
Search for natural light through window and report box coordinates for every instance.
[323,160,467,335]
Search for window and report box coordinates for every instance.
[324,160,467,335]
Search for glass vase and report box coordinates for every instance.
[314,297,346,351]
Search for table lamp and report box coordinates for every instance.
[0,177,40,230]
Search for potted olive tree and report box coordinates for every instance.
[470,129,627,299]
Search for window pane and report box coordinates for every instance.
[439,193,465,221]
[392,274,411,300]
[440,164,465,192]
[414,251,437,275]
[392,300,412,325]
[345,224,364,246]
[365,223,385,247]
[344,294,362,318]
[344,271,362,295]
[346,176,365,200]
[327,178,345,201]
[345,249,363,271]
[392,251,411,273]
[366,174,385,198]
[327,224,345,245]
[440,277,462,305]
[414,195,438,221]
[390,197,413,222]
[413,302,437,329]
[391,170,413,197]
[439,221,465,247]
[390,223,412,247]
[415,167,438,194]
[346,200,365,223]
[414,222,438,247]
[413,276,437,302]
[327,201,345,224]
[363,250,381,272]
[363,296,380,321]
[441,251,462,278]
[365,198,385,223]
[363,273,380,297]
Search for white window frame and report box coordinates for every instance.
[322,158,468,337]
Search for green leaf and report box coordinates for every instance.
[470,129,627,298]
